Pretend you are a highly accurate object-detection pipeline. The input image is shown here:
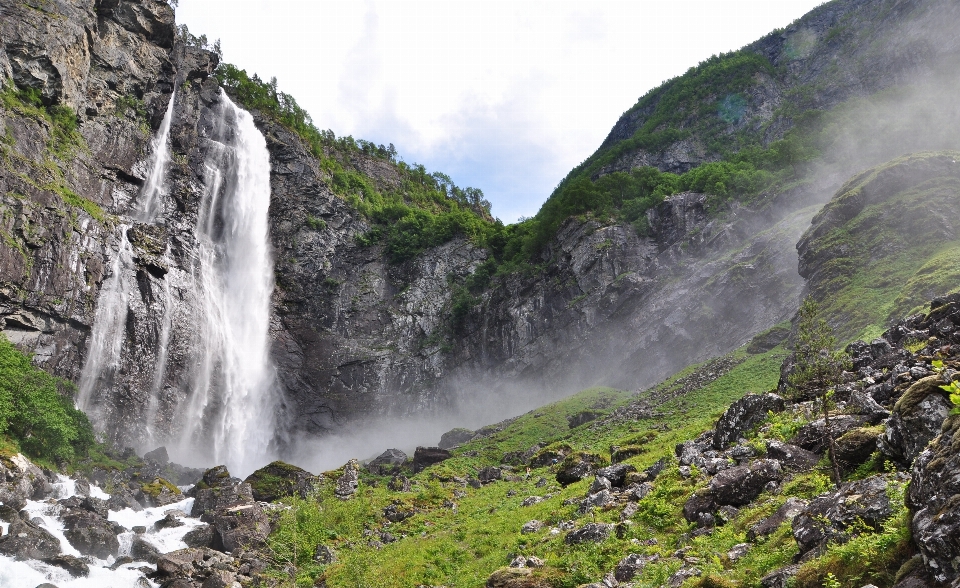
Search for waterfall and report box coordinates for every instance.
[77,92,176,415]
[173,91,279,476]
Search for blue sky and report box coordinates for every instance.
[175,0,825,223]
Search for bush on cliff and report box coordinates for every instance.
[0,336,95,463]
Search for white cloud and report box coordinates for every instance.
[175,0,826,222]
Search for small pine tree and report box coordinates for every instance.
[788,297,851,487]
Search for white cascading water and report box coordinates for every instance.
[77,93,176,415]
[174,91,279,476]
[79,90,279,476]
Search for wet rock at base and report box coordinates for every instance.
[62,510,120,559]
[244,460,318,502]
[183,524,215,549]
[0,517,61,559]
[42,554,90,577]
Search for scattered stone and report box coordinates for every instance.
[628,482,654,502]
[717,505,740,524]
[727,543,750,562]
[413,447,452,473]
[760,564,800,588]
[594,463,636,488]
[366,449,408,475]
[564,523,613,545]
[708,459,783,506]
[388,475,411,492]
[335,459,360,499]
[620,502,639,521]
[589,476,612,494]
[614,553,659,582]
[486,566,547,587]
[509,555,544,568]
[766,440,819,471]
[520,496,544,507]
[478,467,503,484]
[846,389,890,424]
[568,410,602,428]
[383,503,416,523]
[152,512,184,531]
[747,497,807,541]
[792,475,893,556]
[521,520,544,534]
[579,490,613,513]
[556,452,605,486]
[314,544,337,564]
[535,477,547,488]
[667,566,701,587]
[713,393,786,449]
[244,461,318,502]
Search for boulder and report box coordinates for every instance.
[438,428,475,449]
[668,566,702,587]
[478,467,503,484]
[879,375,953,466]
[789,415,866,453]
[211,503,271,552]
[530,447,568,468]
[568,410,602,428]
[594,463,636,487]
[708,459,783,506]
[486,566,549,588]
[564,522,613,545]
[131,535,161,563]
[412,447,452,473]
[614,553,660,582]
[143,446,170,465]
[556,452,606,486]
[334,459,360,499]
[383,503,415,523]
[106,488,143,512]
[42,554,89,577]
[747,497,808,541]
[834,426,883,472]
[521,520,543,534]
[713,393,786,449]
[792,475,893,556]
[183,524,215,548]
[314,544,337,564]
[907,414,960,584]
[0,453,49,511]
[766,440,820,471]
[578,489,613,513]
[846,389,891,424]
[141,477,183,507]
[244,461,318,502]
[62,510,120,559]
[366,449,408,475]
[761,565,800,588]
[0,517,61,559]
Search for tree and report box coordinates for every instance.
[787,297,851,487]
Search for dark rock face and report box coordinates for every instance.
[789,415,866,453]
[792,475,894,557]
[182,524,215,549]
[412,447,451,473]
[908,414,960,585]
[879,375,953,466]
[834,426,882,472]
[713,393,786,449]
[244,460,318,502]
[594,463,636,488]
[747,497,808,541]
[42,554,90,577]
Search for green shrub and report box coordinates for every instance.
[0,336,95,463]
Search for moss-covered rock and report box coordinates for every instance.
[244,460,318,502]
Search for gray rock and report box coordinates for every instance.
[727,543,750,562]
[366,449,408,475]
[747,497,807,541]
[614,553,659,582]
[131,535,160,563]
[520,496,544,507]
[335,459,360,499]
[594,463,636,487]
[766,440,820,471]
[835,426,882,472]
[0,518,61,560]
[564,523,613,545]
[314,544,337,564]
[477,467,502,484]
[412,447,451,473]
[792,475,893,556]
[713,393,786,449]
[790,415,867,453]
[708,459,783,506]
[62,510,119,559]
[143,446,169,465]
[907,414,960,584]
[438,428,474,449]
[520,520,543,534]
[579,490,613,513]
[760,565,800,588]
[182,524,215,549]
[589,476,612,494]
[42,554,89,577]
[668,566,701,587]
[383,503,415,523]
[879,376,952,466]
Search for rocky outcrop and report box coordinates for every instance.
[244,461,318,502]
[907,414,960,585]
[713,393,786,449]
[879,376,953,466]
[792,475,895,557]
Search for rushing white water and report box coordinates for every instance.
[0,477,201,588]
[136,92,176,222]
[173,91,279,476]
